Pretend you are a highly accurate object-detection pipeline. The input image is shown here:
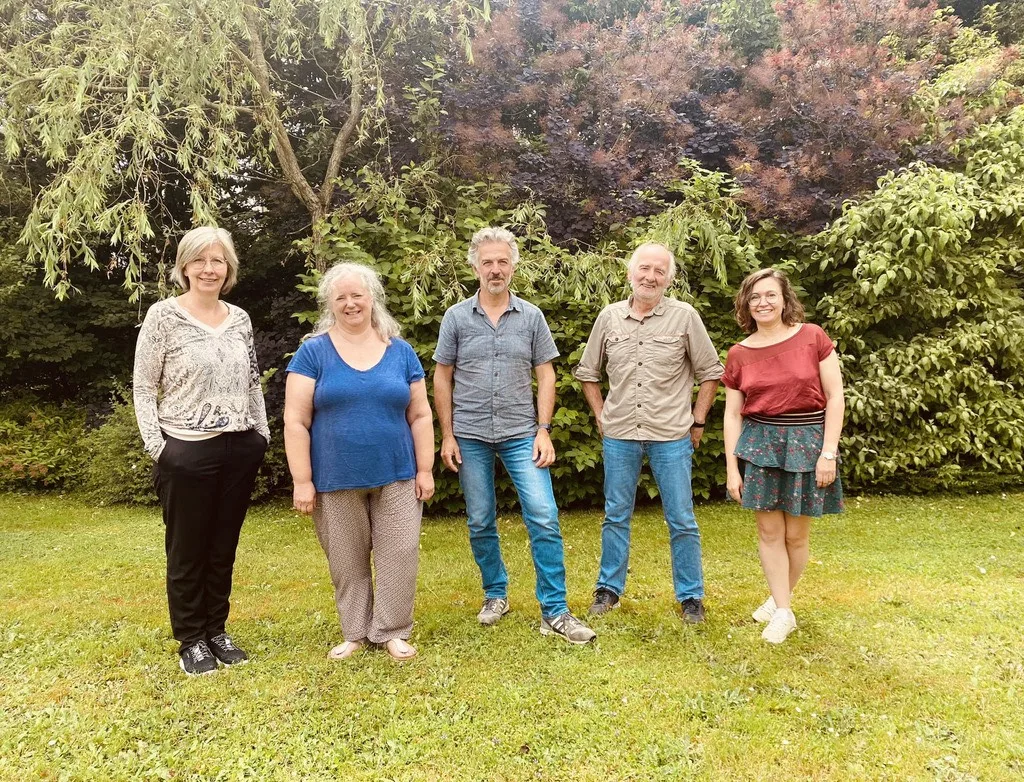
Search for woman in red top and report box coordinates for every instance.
[723,268,845,644]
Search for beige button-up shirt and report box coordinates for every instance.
[574,297,724,441]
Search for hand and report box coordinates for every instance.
[441,435,462,473]
[816,456,837,488]
[533,429,556,468]
[690,425,704,450]
[293,481,317,515]
[726,469,744,503]
[415,470,435,501]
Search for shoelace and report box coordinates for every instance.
[212,634,237,651]
[190,643,213,662]
[482,598,504,613]
[594,591,615,605]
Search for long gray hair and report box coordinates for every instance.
[311,262,402,341]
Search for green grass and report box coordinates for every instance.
[2,492,1023,781]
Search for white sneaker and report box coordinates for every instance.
[752,595,777,623]
[761,608,797,644]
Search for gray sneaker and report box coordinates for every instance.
[477,597,510,626]
[540,612,597,645]
[589,588,620,616]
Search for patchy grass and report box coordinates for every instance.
[2,492,1023,780]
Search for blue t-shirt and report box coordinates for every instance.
[286,334,425,492]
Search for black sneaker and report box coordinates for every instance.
[680,597,706,624]
[589,588,620,616]
[207,633,248,666]
[179,640,219,675]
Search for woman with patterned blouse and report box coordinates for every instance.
[133,227,270,675]
[722,268,845,644]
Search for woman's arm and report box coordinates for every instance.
[723,387,746,502]
[132,307,167,460]
[245,317,271,442]
[283,372,317,513]
[816,351,845,488]
[406,379,435,501]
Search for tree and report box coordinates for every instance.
[0,0,486,296]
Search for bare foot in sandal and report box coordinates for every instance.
[384,639,417,661]
[327,640,364,660]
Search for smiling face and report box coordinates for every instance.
[183,243,229,296]
[629,246,671,306]
[474,240,515,297]
[748,277,785,329]
[330,274,373,333]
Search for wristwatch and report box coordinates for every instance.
[820,451,837,461]
[537,423,552,432]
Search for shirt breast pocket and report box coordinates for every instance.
[650,334,685,366]
[605,333,634,362]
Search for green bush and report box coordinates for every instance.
[80,393,157,505]
[0,398,87,490]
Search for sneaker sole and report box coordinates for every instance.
[179,658,218,676]
[588,603,619,617]
[539,626,597,645]
[216,657,248,666]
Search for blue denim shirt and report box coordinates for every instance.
[433,292,559,443]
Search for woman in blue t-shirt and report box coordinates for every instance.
[284,263,434,661]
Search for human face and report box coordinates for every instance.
[748,277,784,329]
[474,240,514,297]
[629,247,671,305]
[330,275,373,333]
[183,243,229,296]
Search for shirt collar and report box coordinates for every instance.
[472,291,521,314]
[623,295,667,320]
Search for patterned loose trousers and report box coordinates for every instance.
[313,480,422,644]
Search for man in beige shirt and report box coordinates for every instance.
[574,243,723,623]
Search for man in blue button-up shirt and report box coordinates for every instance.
[433,227,596,645]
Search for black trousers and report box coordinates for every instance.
[154,430,267,652]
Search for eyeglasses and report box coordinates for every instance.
[748,291,780,305]
[187,258,227,271]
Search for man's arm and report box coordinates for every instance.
[533,361,556,467]
[581,381,605,437]
[433,362,461,473]
[690,378,720,449]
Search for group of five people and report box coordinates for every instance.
[134,225,844,676]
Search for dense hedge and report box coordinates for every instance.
[2,111,1023,506]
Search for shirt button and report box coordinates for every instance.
[639,341,644,345]
[637,404,642,408]
[637,382,642,387]
[638,362,643,366]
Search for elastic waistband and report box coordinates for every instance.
[746,411,825,426]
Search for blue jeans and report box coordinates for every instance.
[597,437,704,602]
[456,436,569,618]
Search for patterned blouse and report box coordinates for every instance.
[133,298,271,460]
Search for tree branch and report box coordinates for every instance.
[319,55,363,210]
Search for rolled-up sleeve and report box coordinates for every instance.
[573,310,609,383]
[432,310,457,366]
[686,311,725,384]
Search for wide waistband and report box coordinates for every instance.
[746,411,825,426]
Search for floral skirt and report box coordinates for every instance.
[735,419,843,517]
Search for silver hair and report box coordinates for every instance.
[626,242,676,283]
[467,226,520,267]
[171,226,239,293]
[311,262,402,342]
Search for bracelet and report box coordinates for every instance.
[691,421,705,429]
[537,423,552,432]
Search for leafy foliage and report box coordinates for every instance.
[0,398,86,490]
[805,105,1024,491]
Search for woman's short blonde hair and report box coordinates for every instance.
[734,268,805,333]
[171,226,240,294]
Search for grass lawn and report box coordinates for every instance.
[2,492,1023,781]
